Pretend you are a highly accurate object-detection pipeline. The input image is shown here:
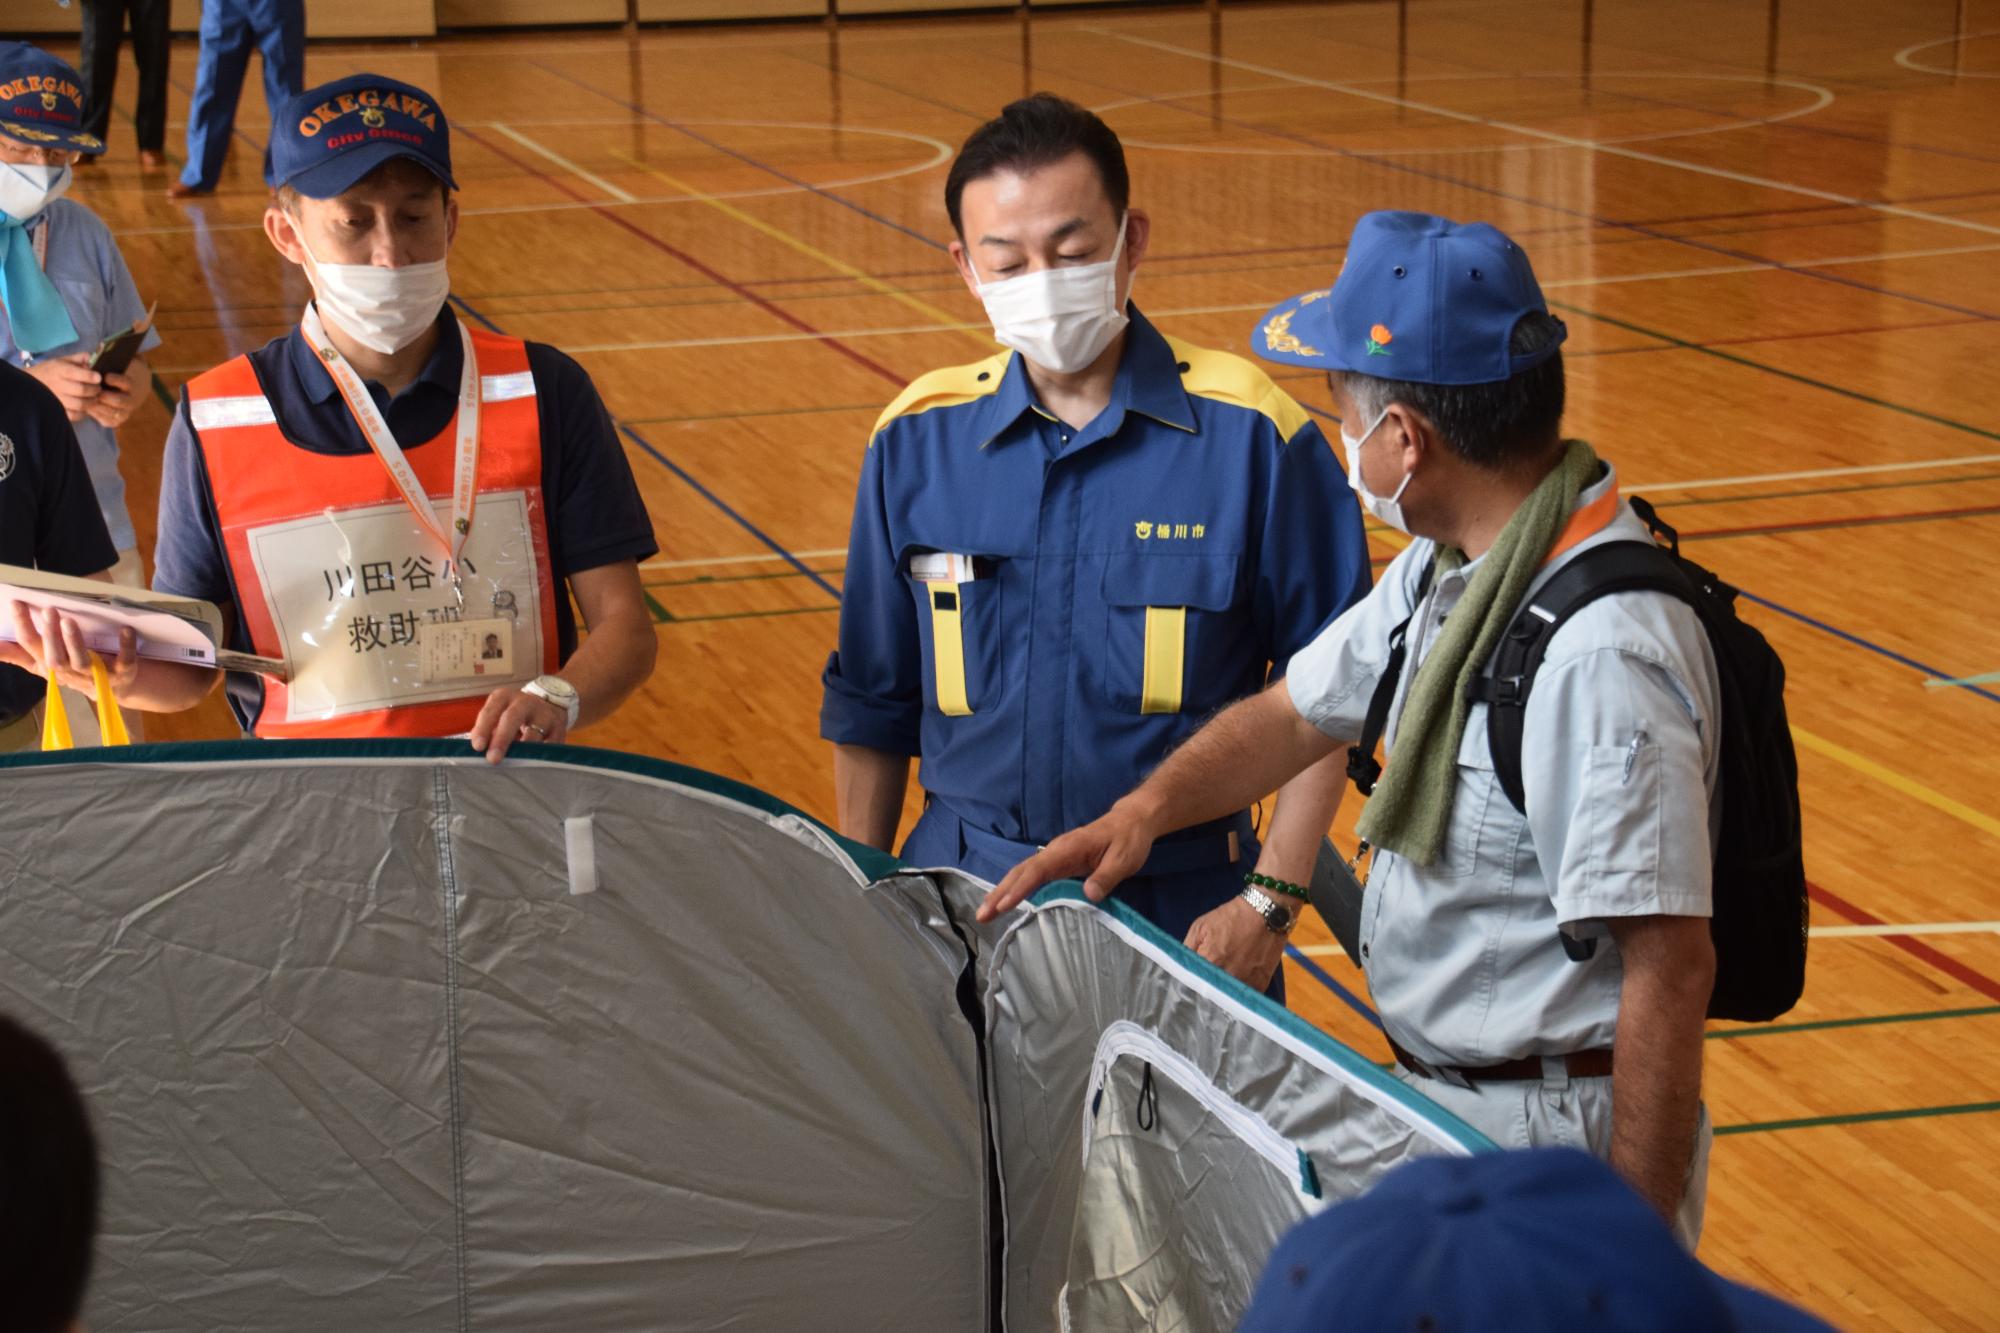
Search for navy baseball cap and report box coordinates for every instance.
[0,43,105,156]
[1252,210,1565,384]
[1239,1149,1836,1333]
[271,73,457,199]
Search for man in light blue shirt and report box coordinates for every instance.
[982,212,1721,1247]
[0,44,160,741]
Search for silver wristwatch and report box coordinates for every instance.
[521,675,580,730]
[1238,885,1297,935]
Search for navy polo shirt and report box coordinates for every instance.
[0,362,119,721]
[821,306,1371,845]
[153,305,658,732]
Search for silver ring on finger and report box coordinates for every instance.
[525,723,548,738]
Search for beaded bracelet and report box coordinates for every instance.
[1243,871,1310,905]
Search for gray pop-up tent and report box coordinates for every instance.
[0,741,1488,1331]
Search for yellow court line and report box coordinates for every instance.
[1791,725,2000,843]
[605,149,994,354]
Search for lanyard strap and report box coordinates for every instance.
[300,304,480,598]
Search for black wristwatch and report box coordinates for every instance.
[1238,885,1297,935]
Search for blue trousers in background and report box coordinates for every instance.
[179,0,304,190]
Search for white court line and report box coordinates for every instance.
[1633,453,2000,493]
[1895,30,2000,78]
[1297,924,2000,957]
[488,123,638,204]
[1098,30,2000,239]
[642,548,845,572]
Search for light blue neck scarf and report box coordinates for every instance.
[1,214,80,355]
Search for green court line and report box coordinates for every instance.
[1926,670,2000,689]
[644,565,844,591]
[1708,1004,2000,1039]
[1716,1100,2000,1136]
[640,590,673,624]
[1552,301,2000,445]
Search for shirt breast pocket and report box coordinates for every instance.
[1437,712,1500,882]
[1098,555,1244,715]
[48,274,110,358]
[906,556,1006,717]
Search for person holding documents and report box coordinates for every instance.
[0,363,124,752]
[0,45,159,602]
[818,95,1370,997]
[34,73,657,761]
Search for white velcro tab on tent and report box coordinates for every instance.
[565,815,597,896]
[188,395,279,430]
[481,372,536,403]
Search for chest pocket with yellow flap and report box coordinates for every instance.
[1099,555,1245,715]
[908,557,1005,718]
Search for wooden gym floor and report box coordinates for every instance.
[40,0,2000,1326]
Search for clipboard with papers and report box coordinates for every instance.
[0,564,291,681]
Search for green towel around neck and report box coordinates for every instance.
[1354,439,1603,867]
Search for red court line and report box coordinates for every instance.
[1809,883,2000,1004]
[453,124,906,389]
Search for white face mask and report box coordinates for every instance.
[1341,405,1415,534]
[0,162,72,224]
[298,230,450,356]
[971,215,1130,375]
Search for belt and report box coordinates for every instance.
[1388,1036,1615,1088]
[941,803,1254,880]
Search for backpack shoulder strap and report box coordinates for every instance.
[1346,555,1438,797]
[1469,541,1695,815]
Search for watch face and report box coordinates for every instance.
[538,675,578,702]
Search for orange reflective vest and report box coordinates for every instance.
[185,329,559,738]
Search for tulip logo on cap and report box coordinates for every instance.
[39,92,55,110]
[1366,323,1394,357]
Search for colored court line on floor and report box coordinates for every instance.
[1927,670,2000,689]
[446,292,841,603]
[1708,1005,2000,1040]
[1554,302,2000,445]
[454,123,907,391]
[1283,944,1381,1029]
[1745,592,2000,704]
[646,565,845,590]
[604,149,992,354]
[1715,1100,2000,1136]
[536,60,943,251]
[1809,881,2000,1005]
[1794,728,2000,841]
[1679,503,2000,541]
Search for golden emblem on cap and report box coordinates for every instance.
[361,106,386,128]
[1263,309,1321,358]
[40,92,57,110]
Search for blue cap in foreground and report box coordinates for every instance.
[1252,209,1564,385]
[270,73,457,199]
[1239,1148,1836,1333]
[0,44,105,156]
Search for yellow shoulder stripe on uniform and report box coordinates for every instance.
[870,351,1013,443]
[1166,336,1315,444]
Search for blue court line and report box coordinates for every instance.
[1284,944,1382,1029]
[1739,591,2000,704]
[532,60,945,252]
[444,295,841,603]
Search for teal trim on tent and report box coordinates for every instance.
[1029,884,1498,1153]
[0,738,907,883]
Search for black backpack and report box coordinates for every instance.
[1347,498,1808,1022]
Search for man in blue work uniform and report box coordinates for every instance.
[167,0,303,198]
[821,95,1370,998]
[0,363,122,752]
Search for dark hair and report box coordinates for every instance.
[0,1013,100,1333]
[945,93,1130,237]
[1338,312,1567,469]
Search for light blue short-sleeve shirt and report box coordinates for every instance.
[1,198,162,553]
[1285,466,1721,1067]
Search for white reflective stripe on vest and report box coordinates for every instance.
[189,395,280,431]
[481,372,536,403]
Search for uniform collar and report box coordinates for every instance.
[975,305,1196,448]
[288,302,461,405]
